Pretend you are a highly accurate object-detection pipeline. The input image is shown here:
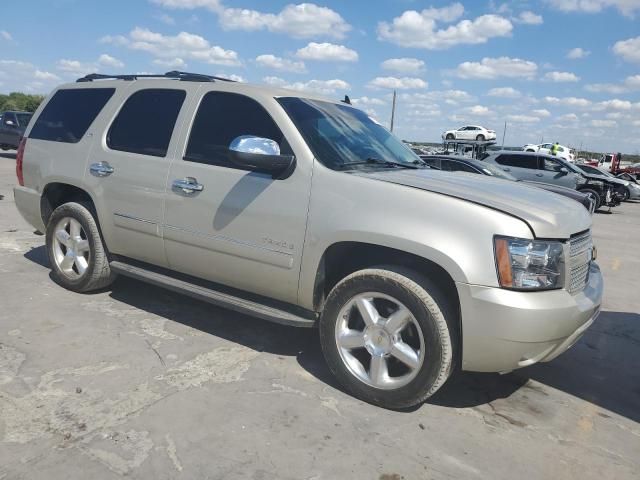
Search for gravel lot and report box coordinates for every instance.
[0,151,638,480]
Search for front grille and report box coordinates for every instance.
[568,231,592,294]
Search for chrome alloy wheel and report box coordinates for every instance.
[335,292,426,390]
[52,217,90,279]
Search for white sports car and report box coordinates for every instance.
[442,125,496,141]
[523,143,574,162]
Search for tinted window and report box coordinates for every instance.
[3,113,16,125]
[30,88,115,143]
[16,113,32,127]
[108,89,185,157]
[542,157,563,172]
[185,91,290,167]
[495,154,538,169]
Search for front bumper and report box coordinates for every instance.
[456,263,603,372]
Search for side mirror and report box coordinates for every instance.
[228,135,295,179]
[5,120,15,126]
[559,167,569,174]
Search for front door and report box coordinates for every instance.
[539,156,576,188]
[163,90,312,304]
[0,113,19,147]
[84,85,191,266]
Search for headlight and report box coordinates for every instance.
[494,237,565,290]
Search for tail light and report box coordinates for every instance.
[16,137,26,186]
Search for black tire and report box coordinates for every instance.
[476,134,485,141]
[525,149,536,152]
[319,266,454,409]
[622,188,630,202]
[446,134,454,140]
[579,188,601,210]
[46,202,116,292]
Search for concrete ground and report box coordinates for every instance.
[0,150,638,480]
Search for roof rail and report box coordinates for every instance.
[76,71,237,83]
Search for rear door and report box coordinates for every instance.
[494,153,540,181]
[162,90,313,304]
[83,85,192,266]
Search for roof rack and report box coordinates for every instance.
[76,71,237,83]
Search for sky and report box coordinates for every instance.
[1,0,639,153]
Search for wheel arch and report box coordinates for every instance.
[41,182,99,228]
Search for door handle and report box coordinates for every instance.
[172,177,204,194]
[502,167,511,172]
[536,173,544,177]
[89,162,114,177]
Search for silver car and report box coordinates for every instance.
[13,72,602,408]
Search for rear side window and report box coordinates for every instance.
[422,157,441,169]
[185,91,290,167]
[29,88,115,143]
[107,89,186,158]
[495,154,538,170]
[442,160,478,173]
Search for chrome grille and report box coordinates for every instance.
[568,231,592,294]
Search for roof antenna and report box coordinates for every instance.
[342,95,351,105]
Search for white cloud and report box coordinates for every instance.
[487,87,521,98]
[381,58,425,74]
[585,75,640,94]
[151,0,221,9]
[256,54,306,73]
[567,47,590,59]
[506,114,540,123]
[352,96,386,106]
[367,76,428,90]
[219,3,350,39]
[0,30,12,41]
[215,72,246,82]
[625,74,640,88]
[591,119,617,127]
[544,71,580,82]
[613,36,640,63]
[547,0,640,17]
[559,113,579,122]
[102,27,240,66]
[98,54,124,68]
[454,56,537,79]
[153,57,187,68]
[545,96,592,108]
[262,76,350,94]
[467,105,491,116]
[533,109,552,117]
[0,60,60,92]
[596,98,633,110]
[295,42,358,62]
[156,13,176,25]
[377,3,512,50]
[516,11,543,24]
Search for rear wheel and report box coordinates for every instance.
[319,266,454,409]
[46,202,115,292]
[476,134,485,141]
[579,188,601,210]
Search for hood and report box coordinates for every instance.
[580,172,626,186]
[355,169,591,239]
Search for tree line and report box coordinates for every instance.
[0,92,44,113]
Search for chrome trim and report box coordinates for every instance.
[89,162,114,177]
[114,212,157,225]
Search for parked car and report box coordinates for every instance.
[421,155,596,213]
[523,143,573,163]
[482,151,618,209]
[13,72,602,409]
[0,110,32,150]
[576,164,640,201]
[442,125,496,141]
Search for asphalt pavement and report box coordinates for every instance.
[0,151,638,480]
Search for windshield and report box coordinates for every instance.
[277,97,422,170]
[16,113,32,127]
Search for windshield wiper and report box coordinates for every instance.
[340,157,422,170]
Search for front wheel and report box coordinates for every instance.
[319,266,454,409]
[46,202,116,292]
[622,188,630,201]
[446,133,455,140]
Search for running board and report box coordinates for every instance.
[110,261,317,328]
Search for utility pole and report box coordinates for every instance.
[501,121,507,148]
[390,90,397,132]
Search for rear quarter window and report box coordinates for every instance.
[29,88,115,143]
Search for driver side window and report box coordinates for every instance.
[185,91,291,167]
[543,158,563,172]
